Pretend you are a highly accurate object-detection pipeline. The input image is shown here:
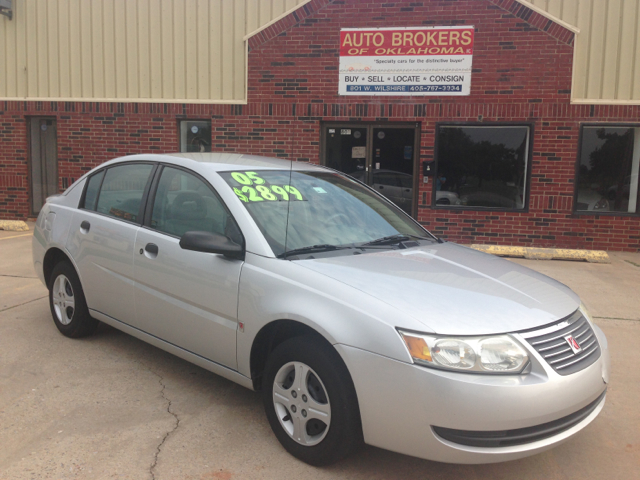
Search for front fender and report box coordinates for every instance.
[235,253,425,379]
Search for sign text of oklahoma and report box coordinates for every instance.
[340,28,474,57]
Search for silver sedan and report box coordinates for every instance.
[32,153,609,466]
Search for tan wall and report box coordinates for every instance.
[520,0,640,104]
[0,0,308,103]
[4,0,637,105]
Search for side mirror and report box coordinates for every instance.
[179,231,244,260]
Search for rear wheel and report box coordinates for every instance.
[262,336,362,465]
[48,261,98,338]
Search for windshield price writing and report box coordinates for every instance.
[229,171,305,202]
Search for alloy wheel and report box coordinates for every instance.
[272,361,331,446]
[52,274,75,325]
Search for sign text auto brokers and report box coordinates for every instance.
[338,26,474,96]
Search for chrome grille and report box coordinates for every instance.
[519,310,601,376]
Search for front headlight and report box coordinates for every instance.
[398,330,529,374]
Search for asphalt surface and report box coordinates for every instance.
[1,224,639,480]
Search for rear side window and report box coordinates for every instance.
[95,164,154,223]
[83,170,105,211]
[150,166,242,243]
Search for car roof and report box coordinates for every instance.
[102,152,328,173]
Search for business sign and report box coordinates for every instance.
[339,26,474,96]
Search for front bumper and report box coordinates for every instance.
[336,325,609,464]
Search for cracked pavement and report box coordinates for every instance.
[149,371,180,480]
[1,224,639,479]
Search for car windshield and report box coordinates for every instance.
[219,169,435,257]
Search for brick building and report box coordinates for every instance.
[1,0,639,251]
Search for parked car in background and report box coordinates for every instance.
[34,153,609,466]
[435,189,461,205]
[350,169,461,213]
[575,188,611,212]
[607,175,632,201]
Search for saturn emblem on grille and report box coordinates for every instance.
[565,335,582,354]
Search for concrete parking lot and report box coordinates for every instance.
[1,224,639,480]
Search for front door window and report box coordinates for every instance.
[150,166,242,243]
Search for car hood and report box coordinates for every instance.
[295,243,580,335]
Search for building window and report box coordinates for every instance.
[180,120,211,153]
[576,126,640,214]
[435,125,530,209]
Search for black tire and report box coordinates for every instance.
[48,261,99,338]
[262,335,363,466]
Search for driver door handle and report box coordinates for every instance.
[144,243,159,255]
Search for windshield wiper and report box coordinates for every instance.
[360,234,410,246]
[279,244,350,259]
[360,233,435,247]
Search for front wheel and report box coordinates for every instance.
[48,261,98,338]
[262,336,363,466]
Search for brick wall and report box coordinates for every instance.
[0,113,28,218]
[0,0,639,251]
[242,0,640,252]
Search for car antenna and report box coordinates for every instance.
[283,143,294,257]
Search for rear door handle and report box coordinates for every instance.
[80,220,90,233]
[144,243,159,255]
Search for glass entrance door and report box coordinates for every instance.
[322,124,418,216]
[324,126,368,178]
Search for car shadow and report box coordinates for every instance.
[76,322,592,480]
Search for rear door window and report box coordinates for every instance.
[82,170,105,211]
[95,164,154,223]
